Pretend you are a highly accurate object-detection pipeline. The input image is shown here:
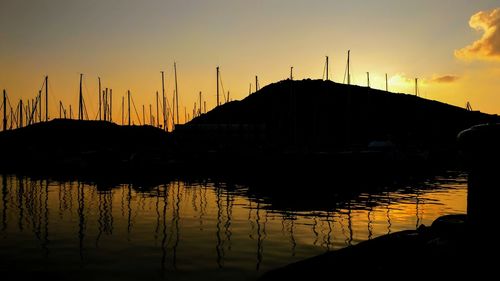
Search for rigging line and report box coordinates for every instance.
[130,95,142,125]
[6,95,18,126]
[82,95,89,120]
[47,81,60,118]
[219,71,227,103]
[83,79,96,119]
[28,94,40,124]
[37,77,46,95]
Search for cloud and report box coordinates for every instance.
[431,75,460,83]
[455,8,500,61]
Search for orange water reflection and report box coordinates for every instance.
[0,173,467,280]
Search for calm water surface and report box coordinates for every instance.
[0,173,467,280]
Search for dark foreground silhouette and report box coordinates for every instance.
[259,123,500,280]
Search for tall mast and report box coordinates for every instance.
[290,66,293,80]
[149,104,152,125]
[122,96,124,125]
[199,91,202,116]
[171,91,175,128]
[367,72,370,88]
[326,56,329,80]
[128,90,131,125]
[3,90,6,130]
[109,89,112,122]
[104,88,108,121]
[174,62,179,125]
[415,78,418,96]
[255,75,259,91]
[161,71,166,131]
[98,77,102,121]
[79,73,83,120]
[216,66,220,107]
[347,50,351,85]
[45,75,48,121]
[385,73,388,92]
[38,90,42,122]
[19,100,23,127]
[156,91,159,128]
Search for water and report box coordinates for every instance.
[0,173,467,280]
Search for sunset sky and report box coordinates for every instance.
[1,0,500,125]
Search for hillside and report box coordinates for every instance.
[180,79,496,156]
[0,119,172,175]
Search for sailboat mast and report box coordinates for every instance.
[174,62,179,125]
[45,75,48,121]
[149,104,152,125]
[161,71,166,131]
[199,91,202,116]
[385,73,388,92]
[156,91,159,128]
[38,90,42,122]
[326,56,329,80]
[415,78,418,96]
[216,66,220,107]
[98,77,102,121]
[128,90,131,125]
[347,50,351,85]
[109,89,112,122]
[121,96,124,125]
[79,73,83,120]
[3,90,6,130]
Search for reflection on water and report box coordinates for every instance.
[0,173,467,280]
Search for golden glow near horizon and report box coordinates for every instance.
[1,1,500,125]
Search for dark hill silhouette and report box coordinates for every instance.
[0,79,497,178]
[179,79,496,160]
[0,119,172,176]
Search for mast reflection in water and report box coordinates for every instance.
[0,173,467,280]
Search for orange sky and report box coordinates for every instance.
[1,1,500,127]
